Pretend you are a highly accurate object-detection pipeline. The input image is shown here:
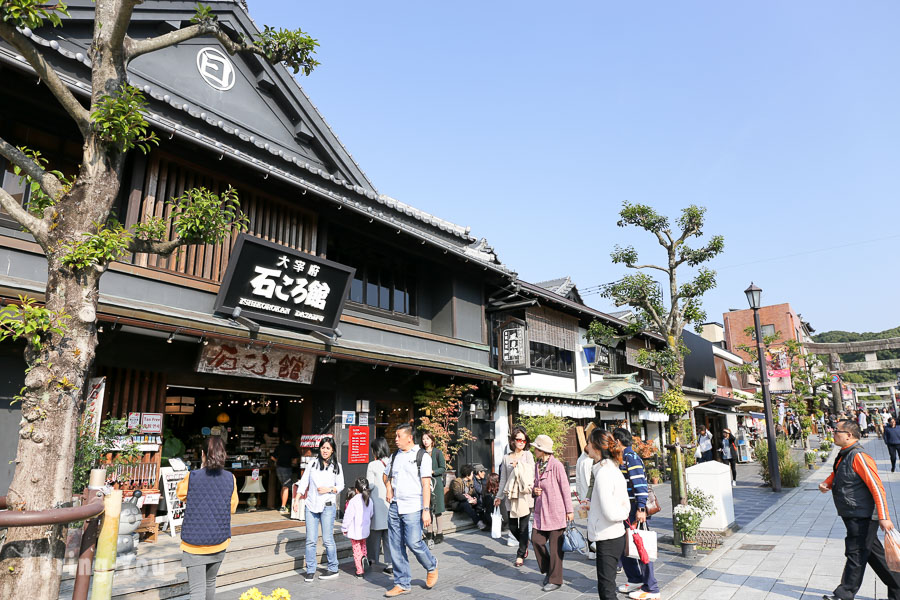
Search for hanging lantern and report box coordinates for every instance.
[216,412,231,424]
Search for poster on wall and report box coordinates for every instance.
[213,234,355,336]
[197,341,316,384]
[348,426,369,464]
[140,413,163,433]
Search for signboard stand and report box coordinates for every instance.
[348,426,369,464]
[158,466,188,537]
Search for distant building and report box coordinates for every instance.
[723,303,814,362]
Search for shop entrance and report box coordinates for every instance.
[374,399,413,450]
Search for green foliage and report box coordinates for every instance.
[659,389,690,416]
[617,202,670,233]
[131,216,166,241]
[72,417,141,493]
[671,416,694,444]
[814,326,900,384]
[414,381,477,462]
[61,221,133,271]
[752,437,801,488]
[638,343,689,381]
[91,84,159,154]
[673,504,703,542]
[10,146,73,217]
[686,485,715,517]
[585,320,623,347]
[804,451,816,465]
[0,295,69,350]
[170,186,249,244]
[517,413,574,458]
[190,3,215,23]
[253,25,320,75]
[1,0,69,29]
[819,440,833,452]
[647,467,661,481]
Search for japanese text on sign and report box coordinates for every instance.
[197,341,316,384]
[348,426,369,464]
[214,234,354,335]
[501,325,526,367]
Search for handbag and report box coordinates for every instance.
[561,522,587,555]
[645,488,661,516]
[626,521,658,563]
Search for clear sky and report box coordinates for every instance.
[248,1,900,335]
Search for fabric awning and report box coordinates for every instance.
[695,405,735,416]
[518,400,595,419]
[638,410,669,422]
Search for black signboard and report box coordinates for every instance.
[214,234,355,335]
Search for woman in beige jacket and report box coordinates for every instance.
[495,425,535,567]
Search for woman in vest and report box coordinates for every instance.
[176,435,238,600]
[296,436,345,582]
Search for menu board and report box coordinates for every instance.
[159,467,188,537]
[348,426,369,464]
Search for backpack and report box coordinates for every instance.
[386,447,428,483]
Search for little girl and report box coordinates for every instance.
[341,477,374,577]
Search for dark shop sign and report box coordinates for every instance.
[214,234,355,335]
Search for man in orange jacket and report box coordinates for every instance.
[820,419,900,600]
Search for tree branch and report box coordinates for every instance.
[625,263,669,273]
[0,22,91,137]
[0,187,48,247]
[127,22,268,62]
[107,0,140,51]
[0,138,65,202]
[128,238,186,256]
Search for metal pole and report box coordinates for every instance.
[753,307,782,492]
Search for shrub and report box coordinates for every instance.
[647,467,662,482]
[752,437,801,488]
[686,486,715,518]
[517,413,574,458]
[804,451,817,466]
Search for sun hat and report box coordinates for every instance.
[533,434,554,454]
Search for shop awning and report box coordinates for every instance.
[579,374,656,405]
[695,405,735,416]
[638,410,669,423]
[0,273,503,381]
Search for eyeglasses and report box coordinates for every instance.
[514,438,526,443]
[834,429,849,435]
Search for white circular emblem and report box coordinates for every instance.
[196,47,235,91]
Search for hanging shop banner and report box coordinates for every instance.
[214,233,355,335]
[196,341,316,384]
[81,377,106,441]
[766,350,792,394]
[348,426,369,464]
[501,324,527,369]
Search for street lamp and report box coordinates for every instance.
[745,282,781,492]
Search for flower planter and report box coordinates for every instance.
[681,541,698,558]
[650,477,660,485]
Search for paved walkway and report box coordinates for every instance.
[209,457,793,599]
[666,436,899,600]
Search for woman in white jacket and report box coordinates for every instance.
[586,428,631,600]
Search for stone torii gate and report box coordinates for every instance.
[803,337,900,413]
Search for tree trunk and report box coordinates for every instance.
[0,253,101,598]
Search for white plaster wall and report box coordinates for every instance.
[513,371,577,394]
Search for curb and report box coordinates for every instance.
[661,444,838,598]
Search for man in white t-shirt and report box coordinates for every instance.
[383,423,438,596]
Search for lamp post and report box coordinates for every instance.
[745,282,781,492]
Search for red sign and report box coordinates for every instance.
[348,426,369,464]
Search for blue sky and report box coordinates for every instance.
[249,1,900,334]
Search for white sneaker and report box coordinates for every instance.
[587,551,596,560]
[628,591,660,599]
[618,583,643,594]
[732,481,737,487]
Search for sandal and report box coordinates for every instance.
[514,558,524,567]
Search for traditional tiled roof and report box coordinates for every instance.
[534,276,576,297]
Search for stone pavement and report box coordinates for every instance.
[666,436,900,600]
[207,457,792,599]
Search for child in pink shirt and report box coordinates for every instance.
[342,477,374,576]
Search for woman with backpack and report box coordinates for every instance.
[421,431,446,545]
[296,436,344,583]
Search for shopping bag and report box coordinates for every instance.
[626,522,657,563]
[491,507,502,539]
[886,529,900,572]
[562,522,587,554]
[694,447,702,460]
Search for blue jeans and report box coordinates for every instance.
[305,504,338,575]
[622,507,659,593]
[388,502,437,590]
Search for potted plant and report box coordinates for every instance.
[647,467,662,485]
[674,504,703,558]
[804,451,816,470]
[820,451,829,462]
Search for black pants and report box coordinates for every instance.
[889,444,900,472]
[727,458,737,481]
[835,517,900,600]
[595,534,626,600]
[454,502,479,525]
[508,513,530,559]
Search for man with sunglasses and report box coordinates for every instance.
[820,419,900,600]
